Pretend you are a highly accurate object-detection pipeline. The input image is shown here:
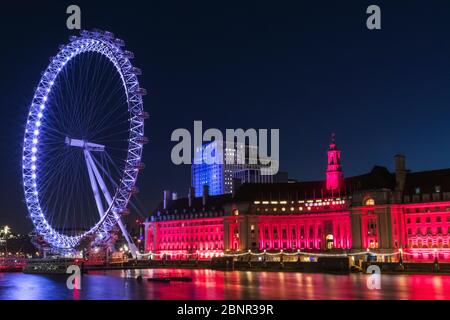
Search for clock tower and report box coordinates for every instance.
[326,133,344,191]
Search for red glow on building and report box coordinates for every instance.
[255,211,351,251]
[392,202,450,261]
[145,135,450,262]
[146,217,225,259]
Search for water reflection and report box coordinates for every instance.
[0,270,449,300]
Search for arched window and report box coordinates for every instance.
[365,198,375,206]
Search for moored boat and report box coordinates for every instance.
[22,258,84,275]
[0,257,27,272]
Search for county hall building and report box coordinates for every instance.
[144,136,450,261]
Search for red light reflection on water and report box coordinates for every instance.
[1,270,450,300]
[123,269,450,300]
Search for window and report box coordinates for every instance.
[416,217,421,224]
[365,198,375,206]
[407,218,411,224]
[426,217,431,223]
[415,187,421,195]
[437,217,442,223]
[435,185,442,193]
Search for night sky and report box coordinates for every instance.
[1,0,450,233]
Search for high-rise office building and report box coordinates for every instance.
[192,140,281,197]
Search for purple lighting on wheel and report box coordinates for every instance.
[22,29,147,254]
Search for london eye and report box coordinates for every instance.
[22,29,147,258]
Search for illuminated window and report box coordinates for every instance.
[365,198,375,206]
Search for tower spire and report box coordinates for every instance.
[326,133,344,191]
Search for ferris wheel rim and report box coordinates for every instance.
[22,30,145,250]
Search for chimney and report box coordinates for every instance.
[202,185,209,207]
[232,178,242,198]
[394,155,407,193]
[188,187,195,207]
[163,190,172,209]
[172,192,178,201]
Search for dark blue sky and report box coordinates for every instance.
[1,0,450,232]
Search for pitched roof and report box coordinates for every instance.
[345,166,395,191]
[403,168,450,194]
[233,166,395,201]
[234,180,325,201]
[149,166,450,218]
[152,193,232,215]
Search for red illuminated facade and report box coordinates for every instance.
[326,133,344,191]
[145,136,450,261]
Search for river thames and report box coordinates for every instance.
[0,269,449,300]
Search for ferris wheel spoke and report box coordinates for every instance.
[87,95,128,138]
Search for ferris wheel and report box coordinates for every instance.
[22,29,148,258]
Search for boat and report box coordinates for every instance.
[147,277,171,283]
[0,257,27,272]
[167,276,193,282]
[146,274,193,283]
[22,258,84,275]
